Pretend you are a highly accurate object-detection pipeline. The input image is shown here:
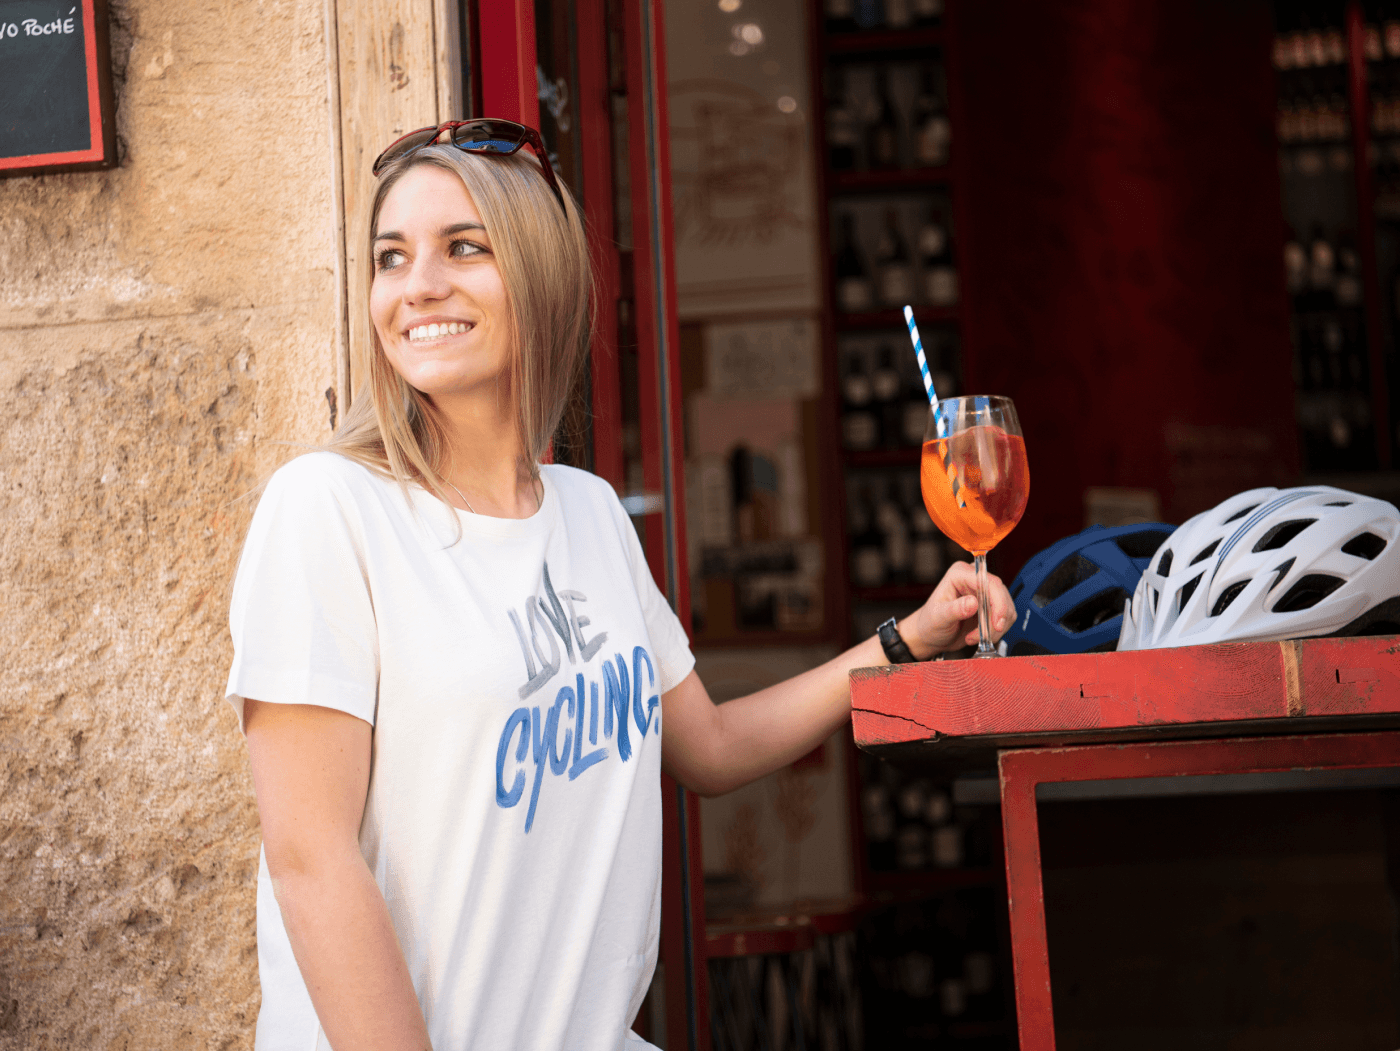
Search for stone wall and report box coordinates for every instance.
[0,0,341,1045]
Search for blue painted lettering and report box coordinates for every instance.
[495,708,530,807]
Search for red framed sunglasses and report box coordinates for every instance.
[372,119,566,213]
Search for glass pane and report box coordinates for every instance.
[665,0,831,642]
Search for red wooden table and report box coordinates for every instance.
[849,634,1400,1051]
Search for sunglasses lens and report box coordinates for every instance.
[373,127,441,173]
[449,121,527,155]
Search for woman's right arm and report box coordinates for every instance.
[244,699,432,1051]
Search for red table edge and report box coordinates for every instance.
[998,730,1400,1051]
[849,634,1400,748]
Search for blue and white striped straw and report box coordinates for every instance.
[903,305,938,406]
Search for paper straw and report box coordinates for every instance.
[903,305,938,407]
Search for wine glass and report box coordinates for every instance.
[921,396,1030,657]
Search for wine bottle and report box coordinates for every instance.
[911,63,952,167]
[902,373,931,446]
[877,479,911,582]
[910,493,945,584]
[841,352,879,451]
[1288,2,1309,68]
[918,206,959,307]
[825,0,857,33]
[834,212,874,313]
[850,485,887,586]
[866,68,902,170]
[875,207,915,307]
[1284,229,1308,296]
[826,66,859,171]
[1336,233,1363,307]
[913,0,943,27]
[871,343,903,444]
[1274,2,1296,70]
[1305,5,1326,66]
[1309,225,1337,305]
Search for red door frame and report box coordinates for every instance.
[999,731,1400,1051]
[477,3,709,1047]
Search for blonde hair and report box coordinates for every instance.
[325,143,592,509]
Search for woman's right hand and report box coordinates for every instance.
[245,701,433,1051]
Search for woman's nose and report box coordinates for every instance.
[402,253,450,303]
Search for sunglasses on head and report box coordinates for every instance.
[372,119,566,214]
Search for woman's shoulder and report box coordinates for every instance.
[541,462,625,512]
[260,450,385,513]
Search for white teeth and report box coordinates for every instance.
[407,322,472,342]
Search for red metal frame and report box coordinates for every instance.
[618,3,708,1045]
[998,731,1400,1051]
[1346,0,1391,470]
[476,0,540,127]
[1,0,114,174]
[575,0,625,490]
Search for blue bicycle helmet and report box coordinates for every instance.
[999,522,1177,656]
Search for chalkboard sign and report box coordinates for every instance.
[0,0,115,177]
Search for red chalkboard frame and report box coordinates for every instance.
[0,0,116,178]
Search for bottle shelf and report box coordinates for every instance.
[852,583,933,603]
[864,866,1002,896]
[826,26,946,55]
[830,166,954,192]
[844,446,922,467]
[836,306,960,330]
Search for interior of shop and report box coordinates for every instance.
[529,0,1400,1047]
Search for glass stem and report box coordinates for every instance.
[974,552,997,657]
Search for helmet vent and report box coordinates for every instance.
[1059,588,1132,634]
[1210,580,1249,617]
[1156,549,1174,577]
[1223,504,1261,524]
[1325,501,1352,507]
[1190,539,1221,566]
[1033,554,1099,608]
[1177,573,1203,612]
[1152,588,1160,613]
[1273,574,1345,613]
[1252,519,1317,553]
[1114,530,1173,559]
[1342,532,1387,560]
[1268,558,1296,592]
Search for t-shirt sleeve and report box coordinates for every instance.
[224,455,379,732]
[607,488,695,696]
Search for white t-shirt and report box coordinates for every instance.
[225,452,694,1051]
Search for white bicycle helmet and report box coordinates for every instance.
[1118,485,1400,650]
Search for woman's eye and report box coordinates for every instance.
[375,248,406,272]
[450,239,485,259]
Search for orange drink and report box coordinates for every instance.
[921,426,1030,555]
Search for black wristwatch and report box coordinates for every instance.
[877,617,918,664]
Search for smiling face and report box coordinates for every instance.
[370,163,513,403]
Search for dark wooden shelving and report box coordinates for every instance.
[825,26,946,54]
[865,866,1002,897]
[844,446,922,467]
[831,165,955,192]
[836,306,960,330]
[852,583,931,603]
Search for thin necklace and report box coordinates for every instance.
[446,480,475,514]
[446,478,543,516]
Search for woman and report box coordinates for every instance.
[226,120,1014,1051]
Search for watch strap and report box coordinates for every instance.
[877,617,918,665]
